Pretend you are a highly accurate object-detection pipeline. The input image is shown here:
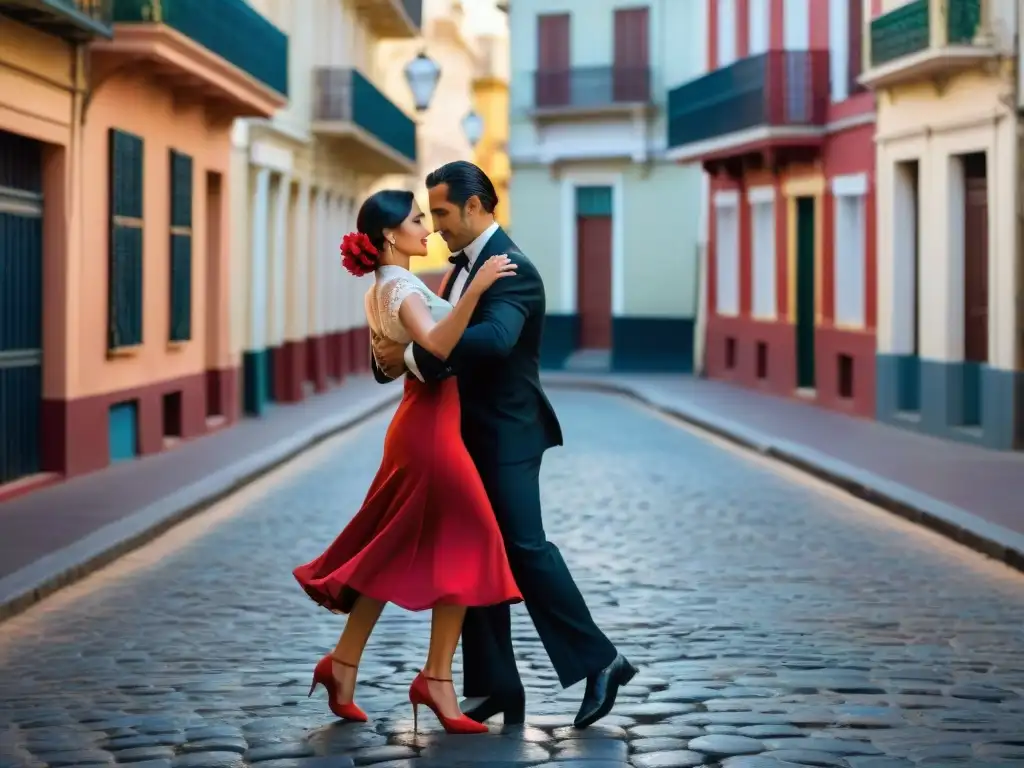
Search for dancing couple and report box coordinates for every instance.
[293,161,635,734]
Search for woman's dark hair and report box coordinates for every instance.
[425,160,499,214]
[356,189,415,255]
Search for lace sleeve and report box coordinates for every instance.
[378,277,422,340]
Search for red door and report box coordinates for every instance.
[613,7,649,102]
[577,216,613,349]
[964,155,988,364]
[536,13,570,107]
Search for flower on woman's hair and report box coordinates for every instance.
[341,232,379,277]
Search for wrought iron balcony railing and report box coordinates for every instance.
[0,0,113,39]
[869,0,984,68]
[667,50,829,151]
[313,68,416,163]
[532,66,651,111]
[111,0,288,96]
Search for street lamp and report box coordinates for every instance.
[404,51,441,113]
[461,109,484,148]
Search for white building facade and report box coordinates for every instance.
[507,0,705,371]
[233,0,421,415]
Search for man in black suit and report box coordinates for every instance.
[371,161,635,729]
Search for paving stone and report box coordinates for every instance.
[552,738,627,760]
[630,750,707,768]
[688,734,764,757]
[629,725,704,739]
[631,737,691,753]
[760,738,882,755]
[762,750,847,766]
[246,744,316,762]
[171,753,246,768]
[348,746,418,765]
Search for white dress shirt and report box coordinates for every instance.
[404,221,500,381]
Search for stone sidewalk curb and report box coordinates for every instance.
[544,376,1024,574]
[0,383,403,624]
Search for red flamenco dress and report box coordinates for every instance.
[293,270,521,613]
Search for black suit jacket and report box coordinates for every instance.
[371,227,562,464]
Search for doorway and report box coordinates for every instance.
[893,159,921,412]
[575,186,613,351]
[795,195,816,391]
[962,151,988,427]
[0,129,43,485]
[205,170,225,420]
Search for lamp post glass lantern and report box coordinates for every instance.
[462,110,484,147]
[404,51,441,112]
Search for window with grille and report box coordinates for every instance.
[169,149,193,342]
[108,128,144,350]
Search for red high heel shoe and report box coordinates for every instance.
[308,654,368,722]
[409,672,489,735]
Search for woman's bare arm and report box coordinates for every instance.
[397,290,483,361]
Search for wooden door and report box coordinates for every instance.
[613,7,649,102]
[795,196,816,390]
[0,129,43,484]
[536,13,570,107]
[964,154,988,364]
[577,216,613,349]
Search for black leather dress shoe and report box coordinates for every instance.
[574,653,637,729]
[461,689,526,725]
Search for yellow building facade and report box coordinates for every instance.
[865,0,1022,450]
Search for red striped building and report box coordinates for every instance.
[666,0,878,417]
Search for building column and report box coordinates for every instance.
[306,187,328,392]
[345,196,370,375]
[322,191,341,382]
[267,173,290,403]
[243,166,272,416]
[278,179,310,403]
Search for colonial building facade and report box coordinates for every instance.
[507,0,704,372]
[864,0,1022,450]
[668,0,877,417]
[0,0,287,496]
[233,0,420,417]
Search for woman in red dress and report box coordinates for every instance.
[293,189,521,735]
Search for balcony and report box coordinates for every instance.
[527,66,652,120]
[88,0,288,118]
[352,0,420,38]
[860,0,1002,89]
[666,50,829,173]
[0,0,112,40]
[312,68,417,175]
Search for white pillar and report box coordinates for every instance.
[268,173,290,349]
[889,160,918,355]
[249,166,271,352]
[289,181,311,343]
[335,196,350,339]
[309,188,326,339]
[992,118,1018,371]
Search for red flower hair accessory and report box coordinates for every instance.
[340,232,379,277]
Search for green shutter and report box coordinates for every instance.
[108,128,144,350]
[575,186,613,218]
[168,150,193,342]
[169,235,192,342]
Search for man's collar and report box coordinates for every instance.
[463,221,500,265]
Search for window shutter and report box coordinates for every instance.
[169,150,193,342]
[108,128,145,350]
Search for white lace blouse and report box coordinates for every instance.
[365,265,453,344]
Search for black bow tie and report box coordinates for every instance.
[449,251,469,271]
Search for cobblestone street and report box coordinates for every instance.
[2,391,1024,768]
